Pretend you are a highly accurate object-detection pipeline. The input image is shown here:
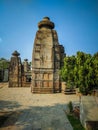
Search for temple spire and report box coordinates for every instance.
[12,50,20,57]
[38,17,55,29]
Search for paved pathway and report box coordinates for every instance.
[0,83,79,130]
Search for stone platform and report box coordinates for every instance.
[0,83,79,130]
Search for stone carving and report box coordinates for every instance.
[31,17,65,93]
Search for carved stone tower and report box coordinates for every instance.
[31,17,65,93]
[23,59,29,72]
[9,50,22,87]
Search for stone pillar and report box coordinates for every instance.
[0,69,4,82]
[23,59,29,72]
[3,69,9,82]
[22,59,31,87]
[61,82,66,93]
[9,50,22,87]
[31,17,65,93]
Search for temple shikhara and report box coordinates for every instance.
[31,17,65,93]
[8,17,65,93]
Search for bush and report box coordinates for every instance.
[68,101,73,113]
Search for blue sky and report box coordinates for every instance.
[0,0,98,61]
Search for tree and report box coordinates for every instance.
[60,55,76,88]
[76,52,93,94]
[0,58,10,69]
[60,51,98,95]
[93,52,98,88]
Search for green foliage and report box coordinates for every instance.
[68,101,73,113]
[60,55,76,88]
[67,114,85,130]
[60,51,98,95]
[0,58,9,69]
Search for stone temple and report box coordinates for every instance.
[31,17,65,93]
[9,50,31,87]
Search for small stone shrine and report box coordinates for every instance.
[22,59,31,87]
[9,50,22,87]
[31,17,65,93]
[9,51,31,87]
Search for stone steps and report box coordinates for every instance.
[32,87,54,94]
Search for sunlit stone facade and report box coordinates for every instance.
[31,17,65,93]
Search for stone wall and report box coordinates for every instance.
[80,96,98,129]
[0,69,9,82]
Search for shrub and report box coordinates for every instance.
[68,101,73,113]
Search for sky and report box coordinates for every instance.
[0,0,98,61]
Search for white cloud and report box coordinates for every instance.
[0,37,2,43]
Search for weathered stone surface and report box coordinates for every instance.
[3,69,9,82]
[31,17,65,93]
[22,59,31,87]
[9,51,31,87]
[9,50,22,87]
[0,69,9,82]
[80,96,98,129]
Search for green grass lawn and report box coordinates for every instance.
[67,114,85,130]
